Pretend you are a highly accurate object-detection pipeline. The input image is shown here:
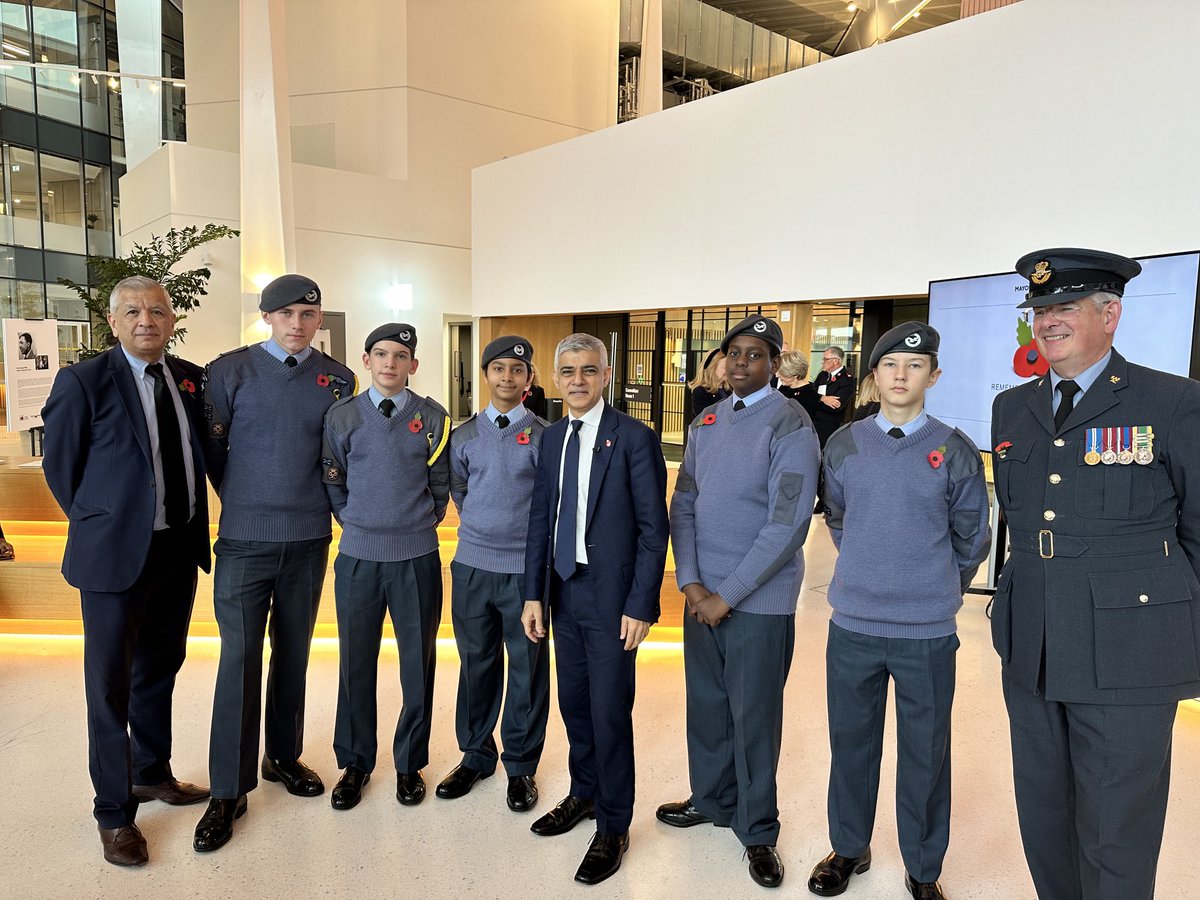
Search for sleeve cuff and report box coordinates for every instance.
[715,573,754,608]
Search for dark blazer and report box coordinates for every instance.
[811,368,856,444]
[42,347,211,592]
[990,349,1200,704]
[524,402,669,623]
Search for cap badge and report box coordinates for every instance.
[904,334,921,348]
[304,289,319,302]
[1030,261,1053,285]
[399,330,411,341]
[752,320,767,333]
[514,344,525,356]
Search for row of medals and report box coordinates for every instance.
[1083,425,1154,466]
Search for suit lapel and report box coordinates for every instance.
[545,417,567,519]
[585,404,619,531]
[1025,376,1057,437]
[109,348,153,465]
[1063,350,1127,429]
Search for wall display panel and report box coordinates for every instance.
[926,252,1200,452]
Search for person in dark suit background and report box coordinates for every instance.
[811,346,856,513]
[41,276,212,867]
[992,248,1200,900]
[521,332,669,886]
[776,349,821,419]
[523,361,549,420]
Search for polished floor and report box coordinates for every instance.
[3,519,1200,900]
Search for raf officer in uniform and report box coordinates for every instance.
[991,248,1200,900]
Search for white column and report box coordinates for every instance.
[638,0,663,117]
[115,0,163,168]
[239,0,297,342]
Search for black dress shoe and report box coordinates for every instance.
[98,823,148,867]
[396,771,426,806]
[574,831,629,885]
[435,764,491,799]
[192,796,247,852]
[331,767,370,810]
[656,799,712,828]
[747,845,785,888]
[506,775,538,812]
[904,873,946,899]
[132,777,210,805]
[530,795,595,836]
[808,849,872,897]
[261,757,324,797]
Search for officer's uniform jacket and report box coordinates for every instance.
[990,348,1200,704]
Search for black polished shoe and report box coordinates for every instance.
[506,775,538,812]
[435,764,491,799]
[396,771,426,806]
[808,849,872,897]
[529,795,595,836]
[98,823,148,867]
[747,845,785,888]
[261,757,324,797]
[132,777,210,805]
[574,831,629,885]
[331,766,370,811]
[904,873,946,900]
[656,799,712,828]
[192,796,247,853]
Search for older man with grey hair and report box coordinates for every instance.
[42,276,212,867]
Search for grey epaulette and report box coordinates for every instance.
[823,423,859,471]
[767,397,814,439]
[944,428,983,481]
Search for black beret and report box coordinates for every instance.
[720,314,783,355]
[869,321,940,370]
[259,274,321,312]
[481,335,533,369]
[364,322,417,354]
[1015,247,1141,309]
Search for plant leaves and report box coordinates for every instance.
[1016,316,1032,346]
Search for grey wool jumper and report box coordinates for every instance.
[671,391,821,613]
[822,415,991,639]
[449,409,546,574]
[322,390,451,562]
[203,344,356,542]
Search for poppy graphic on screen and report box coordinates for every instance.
[1012,317,1050,378]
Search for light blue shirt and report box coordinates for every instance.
[1049,349,1112,414]
[485,402,527,424]
[261,339,314,365]
[876,410,929,437]
[121,347,197,529]
[734,384,776,408]
[368,386,409,415]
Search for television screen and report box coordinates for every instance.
[926,252,1200,452]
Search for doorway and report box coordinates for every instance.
[448,321,473,420]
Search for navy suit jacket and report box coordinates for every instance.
[42,347,211,592]
[523,402,669,624]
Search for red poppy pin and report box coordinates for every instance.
[701,413,717,426]
[408,411,424,433]
[994,440,1013,459]
[928,444,947,469]
[178,378,196,394]
[316,373,330,387]
[516,427,531,445]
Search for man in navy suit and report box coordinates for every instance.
[521,332,669,885]
[42,276,212,867]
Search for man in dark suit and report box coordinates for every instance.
[991,248,1200,900]
[521,332,669,886]
[811,347,856,513]
[42,276,212,867]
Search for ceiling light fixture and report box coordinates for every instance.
[1,41,29,58]
[846,2,857,10]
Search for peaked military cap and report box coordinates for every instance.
[869,321,940,369]
[1015,248,1142,309]
[364,322,417,353]
[481,335,533,369]
[259,274,322,312]
[720,313,784,355]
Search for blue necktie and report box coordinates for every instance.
[555,420,584,581]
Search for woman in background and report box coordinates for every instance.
[524,362,548,419]
[776,350,820,418]
[851,371,882,422]
[685,349,729,426]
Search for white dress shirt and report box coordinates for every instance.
[555,399,606,565]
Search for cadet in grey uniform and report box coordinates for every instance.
[991,248,1200,900]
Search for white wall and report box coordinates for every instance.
[472,0,1200,317]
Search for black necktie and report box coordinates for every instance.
[379,398,395,418]
[285,355,298,368]
[733,400,746,411]
[496,414,510,429]
[1054,380,1080,431]
[888,427,905,439]
[554,420,584,581]
[146,363,189,528]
